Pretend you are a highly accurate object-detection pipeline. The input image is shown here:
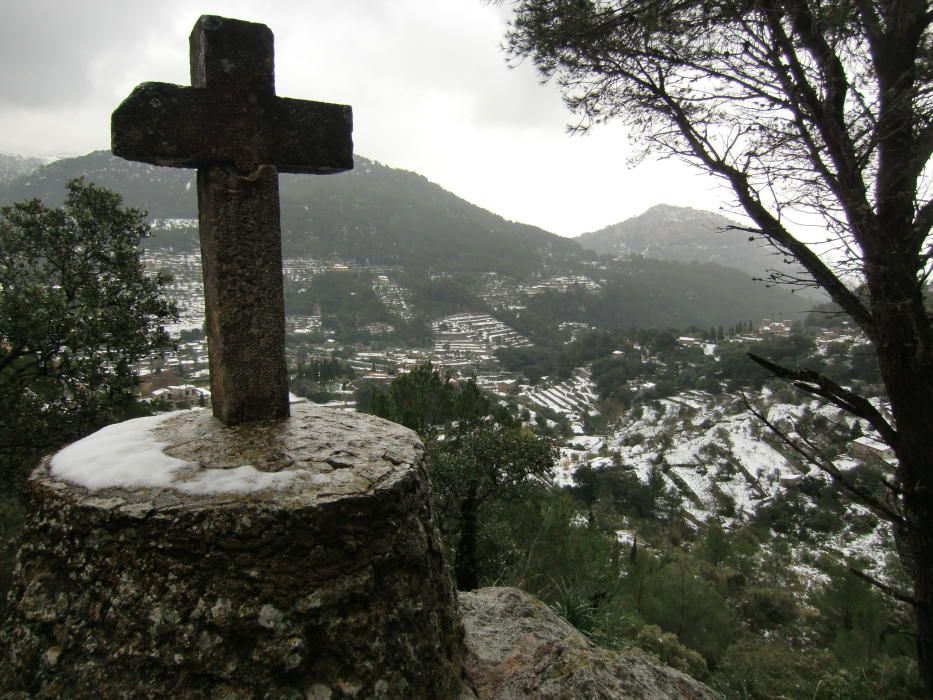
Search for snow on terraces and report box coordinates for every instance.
[142,251,204,332]
[143,251,329,332]
[150,218,199,231]
[521,367,600,423]
[283,258,326,283]
[537,351,895,578]
[602,392,811,520]
[372,276,414,320]
[522,275,601,296]
[587,388,896,576]
[476,274,523,309]
[432,313,531,355]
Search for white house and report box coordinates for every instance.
[851,436,895,462]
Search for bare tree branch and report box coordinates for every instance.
[747,352,897,446]
[742,395,905,529]
[848,566,920,608]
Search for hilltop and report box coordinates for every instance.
[578,204,789,279]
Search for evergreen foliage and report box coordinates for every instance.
[497,259,811,341]
[0,179,176,457]
[290,357,356,403]
[362,364,558,589]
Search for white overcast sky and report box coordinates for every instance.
[0,0,731,237]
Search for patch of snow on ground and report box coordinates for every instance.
[727,420,795,479]
[549,378,897,584]
[176,465,298,495]
[596,392,825,521]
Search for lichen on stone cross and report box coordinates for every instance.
[111,15,353,425]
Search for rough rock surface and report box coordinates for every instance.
[0,404,463,698]
[459,587,719,700]
[196,162,291,424]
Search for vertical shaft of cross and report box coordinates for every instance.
[197,165,289,424]
[189,17,287,424]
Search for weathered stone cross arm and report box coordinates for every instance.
[113,83,352,174]
[111,15,353,426]
[113,16,352,174]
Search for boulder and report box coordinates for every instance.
[459,587,719,699]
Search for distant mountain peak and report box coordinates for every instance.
[643,203,694,213]
[641,203,720,218]
[577,204,777,277]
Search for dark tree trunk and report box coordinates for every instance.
[872,313,933,693]
[455,491,480,591]
[871,15,933,687]
[865,232,933,694]
[883,398,933,696]
[907,494,933,697]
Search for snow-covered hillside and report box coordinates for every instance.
[554,384,896,579]
[0,153,46,184]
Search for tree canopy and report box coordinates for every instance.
[0,179,176,457]
[506,0,933,692]
[362,363,558,589]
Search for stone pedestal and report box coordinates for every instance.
[0,403,464,699]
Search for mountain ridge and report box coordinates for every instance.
[0,151,814,329]
[0,151,582,277]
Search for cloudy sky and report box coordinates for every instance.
[0,0,730,237]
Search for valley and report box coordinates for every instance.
[137,237,893,587]
[1,150,887,551]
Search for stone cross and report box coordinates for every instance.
[112,15,353,425]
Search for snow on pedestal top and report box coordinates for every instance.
[51,412,299,494]
[45,402,422,501]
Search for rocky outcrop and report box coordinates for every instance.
[0,404,464,699]
[459,587,719,700]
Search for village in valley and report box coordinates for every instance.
[137,243,896,583]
